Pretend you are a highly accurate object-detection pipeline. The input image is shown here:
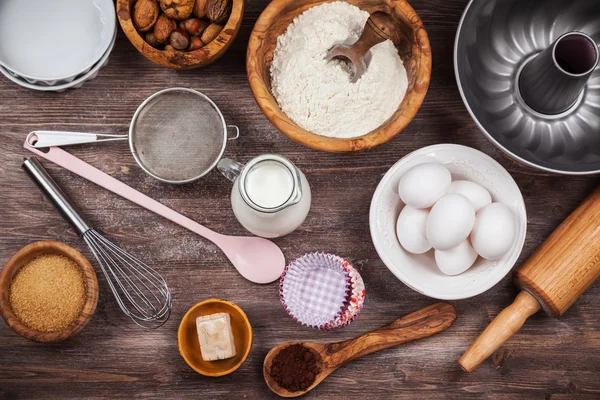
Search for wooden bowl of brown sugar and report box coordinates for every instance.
[0,241,99,343]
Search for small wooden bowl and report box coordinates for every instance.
[116,0,244,69]
[247,0,431,152]
[0,241,99,343]
[178,298,252,377]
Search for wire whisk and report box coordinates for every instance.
[23,157,172,328]
[84,229,171,327]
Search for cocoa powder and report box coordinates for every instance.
[269,344,322,392]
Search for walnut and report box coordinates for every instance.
[206,0,231,24]
[153,14,177,43]
[193,0,208,19]
[160,0,195,20]
[133,0,159,32]
[200,23,223,45]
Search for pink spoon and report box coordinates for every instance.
[24,140,285,284]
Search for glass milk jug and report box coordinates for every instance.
[217,154,311,238]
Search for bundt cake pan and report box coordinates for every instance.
[455,0,600,174]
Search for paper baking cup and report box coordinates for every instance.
[279,253,365,330]
[332,264,366,329]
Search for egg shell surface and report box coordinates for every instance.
[447,180,492,212]
[426,193,476,251]
[471,202,516,260]
[398,162,451,209]
[396,206,431,254]
[435,240,478,276]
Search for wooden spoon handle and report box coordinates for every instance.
[458,290,541,372]
[351,11,398,59]
[325,303,456,367]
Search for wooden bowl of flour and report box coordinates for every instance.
[247,0,431,152]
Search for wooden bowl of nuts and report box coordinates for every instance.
[0,241,99,343]
[117,0,244,68]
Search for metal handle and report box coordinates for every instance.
[227,125,240,140]
[22,157,91,236]
[217,158,245,182]
[27,131,129,148]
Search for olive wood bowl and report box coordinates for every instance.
[247,0,431,152]
[116,0,244,69]
[0,241,99,343]
[178,298,253,377]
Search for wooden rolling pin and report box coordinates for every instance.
[459,187,600,372]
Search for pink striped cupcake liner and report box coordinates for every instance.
[279,252,366,330]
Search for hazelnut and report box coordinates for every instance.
[160,0,194,20]
[182,18,208,36]
[133,0,160,32]
[170,28,189,50]
[145,31,162,48]
[206,0,231,24]
[164,44,175,51]
[200,23,223,45]
[154,14,177,43]
[188,36,204,51]
[193,0,208,19]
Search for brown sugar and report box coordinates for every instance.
[269,344,322,392]
[9,254,86,332]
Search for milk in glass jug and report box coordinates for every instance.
[217,154,311,238]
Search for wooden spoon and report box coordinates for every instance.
[264,303,456,397]
[325,11,399,83]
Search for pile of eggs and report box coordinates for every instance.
[396,162,516,276]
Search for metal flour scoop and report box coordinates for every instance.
[325,11,399,83]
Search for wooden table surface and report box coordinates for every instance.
[1,0,599,399]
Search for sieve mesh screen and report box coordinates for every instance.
[131,91,225,182]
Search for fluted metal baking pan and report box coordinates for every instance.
[455,0,600,174]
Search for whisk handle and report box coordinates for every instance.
[22,157,91,236]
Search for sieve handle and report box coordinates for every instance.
[227,125,240,140]
[23,143,225,245]
[27,131,129,148]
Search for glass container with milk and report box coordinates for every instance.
[217,154,311,238]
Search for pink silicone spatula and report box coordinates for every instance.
[24,141,285,284]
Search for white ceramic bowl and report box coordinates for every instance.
[0,0,115,84]
[369,144,527,300]
[0,26,116,92]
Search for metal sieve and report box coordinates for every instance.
[130,88,238,183]
[27,87,239,184]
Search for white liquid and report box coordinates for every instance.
[245,161,294,208]
[232,165,312,238]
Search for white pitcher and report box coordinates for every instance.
[217,154,311,238]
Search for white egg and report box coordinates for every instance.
[447,180,492,212]
[471,203,516,260]
[426,193,476,251]
[398,162,451,209]
[396,206,431,254]
[435,240,478,276]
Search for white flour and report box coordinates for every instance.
[270,2,408,139]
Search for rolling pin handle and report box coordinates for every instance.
[458,290,541,372]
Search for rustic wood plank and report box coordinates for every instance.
[0,0,599,398]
